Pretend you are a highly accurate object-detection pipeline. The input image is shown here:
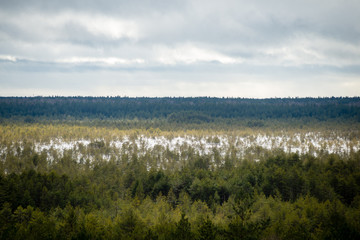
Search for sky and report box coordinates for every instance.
[0,0,360,97]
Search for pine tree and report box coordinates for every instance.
[174,213,192,240]
[198,216,216,240]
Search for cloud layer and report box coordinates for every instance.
[0,0,359,97]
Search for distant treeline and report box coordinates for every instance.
[0,97,359,122]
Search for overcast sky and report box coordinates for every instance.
[0,0,359,97]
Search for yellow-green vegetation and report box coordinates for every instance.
[1,149,360,239]
[1,97,360,239]
[0,122,360,239]
[1,123,359,142]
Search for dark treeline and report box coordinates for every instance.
[1,97,360,122]
[1,148,360,239]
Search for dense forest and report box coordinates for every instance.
[1,97,360,239]
[1,97,360,122]
[1,149,360,239]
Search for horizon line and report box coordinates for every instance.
[1,95,359,99]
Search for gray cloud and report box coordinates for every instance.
[0,0,359,97]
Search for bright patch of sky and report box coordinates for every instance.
[0,0,359,97]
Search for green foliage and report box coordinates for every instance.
[0,151,359,239]
[114,209,147,240]
[197,216,216,240]
[1,119,360,239]
[173,214,192,240]
[1,97,360,130]
[0,203,15,239]
[1,96,360,239]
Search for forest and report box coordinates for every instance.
[1,97,360,122]
[0,97,360,239]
